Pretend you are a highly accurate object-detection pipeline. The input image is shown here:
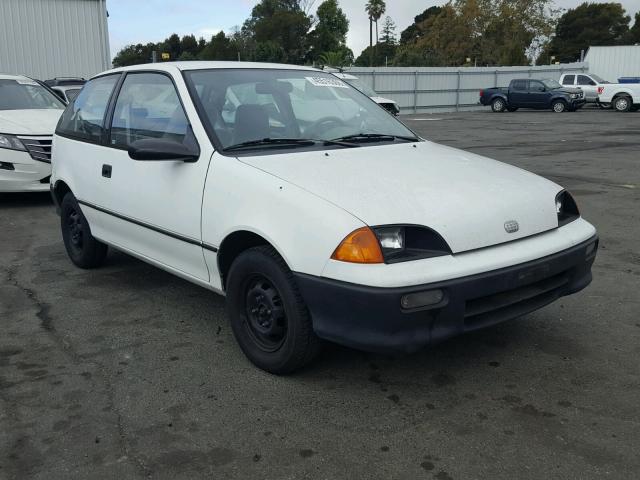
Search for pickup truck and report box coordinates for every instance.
[559,72,611,107]
[597,82,640,112]
[480,79,585,113]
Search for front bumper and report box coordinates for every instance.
[569,98,586,109]
[295,235,598,354]
[0,149,51,192]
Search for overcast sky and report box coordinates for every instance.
[107,0,640,60]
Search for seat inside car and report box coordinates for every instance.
[232,104,269,145]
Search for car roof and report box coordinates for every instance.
[99,61,321,79]
[0,73,33,81]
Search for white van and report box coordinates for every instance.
[51,62,598,373]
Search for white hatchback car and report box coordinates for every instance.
[51,62,598,373]
[1,74,66,192]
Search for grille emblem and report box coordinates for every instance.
[504,220,519,233]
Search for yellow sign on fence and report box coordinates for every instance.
[161,52,170,60]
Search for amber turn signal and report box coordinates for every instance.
[331,227,384,264]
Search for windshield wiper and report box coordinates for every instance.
[223,138,316,151]
[223,137,359,152]
[330,133,419,143]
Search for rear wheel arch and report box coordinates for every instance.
[218,230,288,291]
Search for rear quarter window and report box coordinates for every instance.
[56,74,120,143]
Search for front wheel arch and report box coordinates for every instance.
[52,180,72,211]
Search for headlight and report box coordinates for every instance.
[331,225,452,264]
[0,133,26,152]
[556,190,579,226]
[570,93,578,99]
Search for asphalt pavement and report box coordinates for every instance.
[1,107,639,479]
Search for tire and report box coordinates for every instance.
[226,245,321,374]
[507,106,518,112]
[552,100,566,113]
[491,98,506,112]
[613,95,632,112]
[60,192,108,269]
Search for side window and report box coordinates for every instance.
[562,75,575,85]
[110,73,190,148]
[577,75,595,86]
[56,75,119,142]
[529,81,545,92]
[512,80,527,91]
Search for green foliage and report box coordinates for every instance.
[380,16,396,45]
[317,48,353,68]
[354,42,397,67]
[539,2,632,64]
[242,0,312,63]
[399,6,442,45]
[625,12,640,43]
[308,0,349,62]
[393,0,558,67]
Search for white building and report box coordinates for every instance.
[584,45,640,82]
[0,0,110,81]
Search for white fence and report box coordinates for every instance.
[346,63,588,113]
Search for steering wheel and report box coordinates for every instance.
[305,116,347,137]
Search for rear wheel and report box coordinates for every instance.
[491,98,506,112]
[613,95,632,112]
[552,100,567,113]
[226,246,321,374]
[61,192,108,269]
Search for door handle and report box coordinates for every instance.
[102,164,112,178]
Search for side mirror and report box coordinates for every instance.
[128,138,199,162]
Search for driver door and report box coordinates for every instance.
[90,71,213,281]
[528,80,548,108]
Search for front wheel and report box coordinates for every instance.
[226,246,321,374]
[61,192,108,269]
[491,98,506,112]
[552,100,567,113]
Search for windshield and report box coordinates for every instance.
[0,79,66,110]
[542,79,562,90]
[184,69,416,153]
[343,77,377,97]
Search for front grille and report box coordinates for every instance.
[17,136,52,163]
[464,271,569,331]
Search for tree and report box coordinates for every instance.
[540,2,631,63]
[199,31,237,61]
[181,34,199,57]
[399,6,442,45]
[112,42,156,67]
[625,12,640,44]
[308,0,349,61]
[365,0,386,44]
[318,47,353,67]
[380,16,397,45]
[392,0,558,67]
[242,0,312,63]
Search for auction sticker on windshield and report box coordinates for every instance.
[306,76,349,88]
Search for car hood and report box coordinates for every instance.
[239,141,563,253]
[554,87,582,95]
[0,109,63,135]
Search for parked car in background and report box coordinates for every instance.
[332,72,400,115]
[45,77,86,103]
[51,62,597,373]
[480,79,585,113]
[0,73,65,192]
[559,73,611,107]
[598,82,640,112]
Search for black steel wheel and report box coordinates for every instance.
[226,245,321,374]
[60,192,108,269]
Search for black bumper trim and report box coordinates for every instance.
[295,235,598,354]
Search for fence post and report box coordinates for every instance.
[494,70,498,88]
[372,70,376,92]
[455,70,461,112]
[413,70,418,113]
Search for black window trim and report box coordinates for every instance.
[104,69,200,159]
[180,67,421,158]
[56,69,200,161]
[55,72,124,146]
